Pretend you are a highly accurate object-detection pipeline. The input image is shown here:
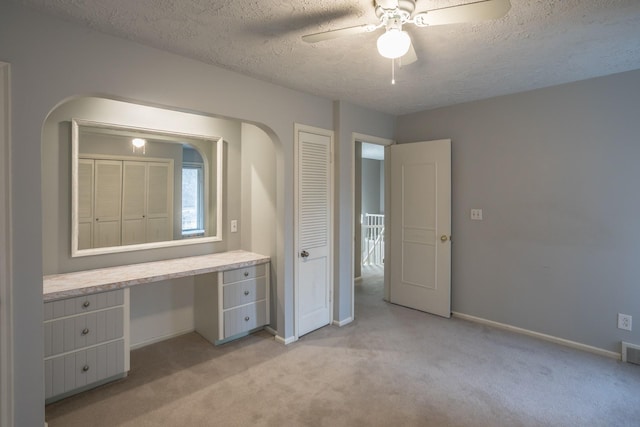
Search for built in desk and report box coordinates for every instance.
[42,250,270,403]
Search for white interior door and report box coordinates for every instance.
[388,139,451,317]
[295,126,333,337]
[0,61,12,427]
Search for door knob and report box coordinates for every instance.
[300,250,309,258]
[440,235,449,242]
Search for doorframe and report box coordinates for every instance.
[0,61,13,427]
[293,123,335,340]
[351,133,393,319]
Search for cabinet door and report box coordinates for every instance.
[44,340,125,401]
[121,161,147,245]
[223,301,267,338]
[146,162,172,242]
[93,160,122,248]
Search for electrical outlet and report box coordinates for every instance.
[470,209,483,220]
[618,313,632,331]
[230,219,238,233]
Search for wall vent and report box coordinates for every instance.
[622,342,640,365]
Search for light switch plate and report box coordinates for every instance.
[230,219,238,233]
[470,209,483,220]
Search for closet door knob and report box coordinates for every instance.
[82,365,90,372]
[300,250,309,258]
[81,328,90,336]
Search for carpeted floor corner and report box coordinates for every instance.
[45,267,640,426]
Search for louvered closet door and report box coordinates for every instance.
[77,159,94,250]
[121,161,147,246]
[296,129,333,337]
[146,162,172,242]
[93,160,122,248]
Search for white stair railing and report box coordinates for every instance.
[362,213,384,266]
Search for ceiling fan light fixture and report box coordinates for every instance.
[376,28,411,59]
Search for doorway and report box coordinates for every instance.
[353,134,392,312]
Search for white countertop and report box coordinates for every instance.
[43,250,270,301]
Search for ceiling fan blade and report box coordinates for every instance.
[302,24,378,43]
[400,42,418,67]
[413,0,511,27]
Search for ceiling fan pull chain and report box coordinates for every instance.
[391,58,396,85]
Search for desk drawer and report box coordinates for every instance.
[44,340,125,401]
[223,277,267,309]
[222,264,266,284]
[44,307,124,357]
[44,289,124,320]
[223,301,266,338]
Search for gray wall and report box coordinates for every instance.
[240,123,278,329]
[396,68,640,353]
[0,3,394,424]
[362,158,383,215]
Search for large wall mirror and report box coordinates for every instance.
[71,119,223,257]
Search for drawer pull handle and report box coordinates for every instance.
[82,301,90,308]
[82,365,90,372]
[244,290,250,296]
[244,271,249,277]
[244,316,250,322]
[81,328,90,336]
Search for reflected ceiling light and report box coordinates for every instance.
[132,138,146,148]
[132,138,146,154]
[376,28,411,59]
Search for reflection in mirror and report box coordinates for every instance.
[72,119,223,257]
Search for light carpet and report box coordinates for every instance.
[46,268,640,426]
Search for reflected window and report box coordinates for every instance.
[182,146,205,236]
[182,164,204,235]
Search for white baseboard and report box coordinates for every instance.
[264,326,277,337]
[333,317,353,327]
[130,328,194,350]
[274,334,297,345]
[452,312,620,360]
[354,276,362,283]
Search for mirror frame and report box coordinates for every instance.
[71,119,223,257]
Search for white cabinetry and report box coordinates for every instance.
[43,253,270,403]
[195,262,270,344]
[43,289,130,403]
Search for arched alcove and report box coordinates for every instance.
[41,95,281,342]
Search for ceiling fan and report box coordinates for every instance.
[302,0,511,78]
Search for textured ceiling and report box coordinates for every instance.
[14,0,640,115]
